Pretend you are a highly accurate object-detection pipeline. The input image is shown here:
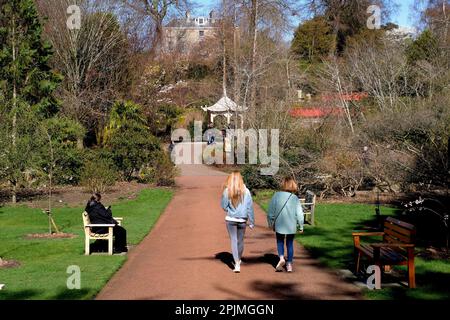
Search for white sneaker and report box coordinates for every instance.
[286,263,293,272]
[276,257,285,271]
[233,261,241,273]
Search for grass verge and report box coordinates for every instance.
[255,190,450,300]
[0,188,173,300]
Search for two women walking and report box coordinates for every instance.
[221,171,304,273]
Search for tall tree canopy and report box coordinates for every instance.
[0,0,61,118]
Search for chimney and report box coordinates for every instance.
[186,11,191,23]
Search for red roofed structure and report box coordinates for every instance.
[289,107,343,118]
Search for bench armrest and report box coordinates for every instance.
[302,202,314,206]
[114,217,123,221]
[352,232,385,237]
[86,224,115,227]
[371,243,414,248]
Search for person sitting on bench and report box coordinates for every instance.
[85,193,128,253]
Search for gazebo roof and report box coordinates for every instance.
[202,95,246,113]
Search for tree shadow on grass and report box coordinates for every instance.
[51,287,92,300]
[0,289,43,300]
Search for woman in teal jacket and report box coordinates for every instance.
[267,176,304,272]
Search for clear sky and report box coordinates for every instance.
[193,0,416,28]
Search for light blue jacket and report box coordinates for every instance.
[221,187,255,226]
[267,191,304,234]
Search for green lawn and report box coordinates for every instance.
[255,190,450,300]
[0,188,173,300]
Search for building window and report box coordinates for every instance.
[199,30,205,39]
[198,18,204,25]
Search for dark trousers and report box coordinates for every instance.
[113,225,127,251]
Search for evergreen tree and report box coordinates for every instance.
[291,16,334,63]
[0,0,61,203]
[406,29,440,64]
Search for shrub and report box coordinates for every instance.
[41,117,86,185]
[139,151,178,186]
[241,165,279,192]
[109,121,161,181]
[80,156,118,193]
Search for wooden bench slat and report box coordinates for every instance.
[384,221,414,237]
[354,217,416,288]
[385,227,412,243]
[386,216,415,231]
[357,244,406,264]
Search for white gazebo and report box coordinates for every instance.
[201,95,246,128]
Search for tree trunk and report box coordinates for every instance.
[233,4,240,104]
[11,14,17,204]
[249,0,258,110]
[222,0,227,97]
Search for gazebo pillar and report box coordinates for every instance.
[225,112,231,125]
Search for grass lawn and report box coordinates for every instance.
[255,190,450,300]
[0,188,173,300]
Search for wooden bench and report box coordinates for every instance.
[352,216,416,288]
[300,190,316,226]
[82,212,123,255]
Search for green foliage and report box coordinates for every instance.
[139,151,178,186]
[80,155,118,193]
[406,29,440,64]
[187,63,210,80]
[0,107,46,189]
[147,104,183,137]
[291,16,334,63]
[109,121,162,181]
[0,0,61,118]
[101,100,147,146]
[40,118,86,185]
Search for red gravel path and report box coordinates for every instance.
[96,164,362,300]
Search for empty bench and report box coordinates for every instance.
[352,216,416,288]
[300,190,316,226]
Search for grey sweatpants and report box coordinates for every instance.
[226,221,247,263]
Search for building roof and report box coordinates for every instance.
[202,95,246,113]
[289,107,343,118]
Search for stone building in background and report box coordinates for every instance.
[162,11,219,54]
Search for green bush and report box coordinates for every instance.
[109,121,161,181]
[80,155,118,193]
[139,151,178,186]
[41,117,86,185]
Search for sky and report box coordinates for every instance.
[193,0,417,29]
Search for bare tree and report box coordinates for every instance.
[120,0,190,50]
[37,0,130,137]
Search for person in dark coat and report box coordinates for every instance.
[85,193,128,253]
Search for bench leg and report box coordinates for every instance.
[85,236,90,256]
[355,251,361,274]
[407,249,416,288]
[108,228,113,255]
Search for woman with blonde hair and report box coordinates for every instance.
[267,176,304,272]
[221,171,255,273]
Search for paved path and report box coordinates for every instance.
[97,164,362,300]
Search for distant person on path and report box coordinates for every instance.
[267,177,304,272]
[85,193,128,253]
[221,171,255,273]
